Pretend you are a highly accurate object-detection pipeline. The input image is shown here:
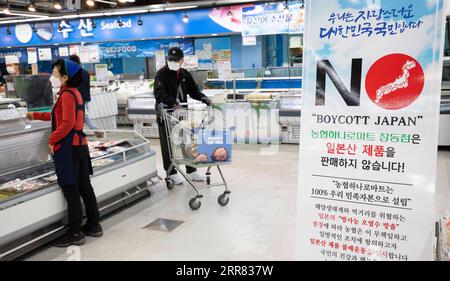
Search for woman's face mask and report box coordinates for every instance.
[52,67,67,87]
[49,75,61,89]
[167,61,181,71]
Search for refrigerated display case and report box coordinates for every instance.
[0,101,159,260]
[114,79,154,127]
[279,95,302,144]
[440,59,450,146]
[127,94,158,138]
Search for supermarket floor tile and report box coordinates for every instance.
[23,143,450,261]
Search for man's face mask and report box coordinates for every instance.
[6,65,17,75]
[168,60,181,71]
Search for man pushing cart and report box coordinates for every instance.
[154,47,232,210]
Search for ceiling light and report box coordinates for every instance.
[28,4,36,12]
[86,0,95,7]
[118,0,127,3]
[227,7,233,18]
[54,1,63,10]
[182,11,189,23]
[3,7,11,15]
[283,1,289,14]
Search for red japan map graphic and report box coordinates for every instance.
[365,54,425,110]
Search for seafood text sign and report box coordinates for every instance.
[242,1,305,36]
[296,0,446,261]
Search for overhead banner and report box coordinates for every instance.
[0,6,250,48]
[297,0,446,261]
[242,1,305,36]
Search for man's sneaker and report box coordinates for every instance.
[188,171,205,182]
[169,173,184,185]
[53,232,85,248]
[82,224,103,237]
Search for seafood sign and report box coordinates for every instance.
[242,1,305,36]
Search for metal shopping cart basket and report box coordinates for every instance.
[160,103,233,210]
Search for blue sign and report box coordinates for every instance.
[99,38,194,59]
[0,8,238,48]
[242,1,305,36]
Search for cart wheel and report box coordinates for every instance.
[166,178,174,190]
[206,176,211,185]
[189,198,201,210]
[218,193,230,207]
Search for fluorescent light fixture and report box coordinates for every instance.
[94,0,116,5]
[62,15,80,19]
[86,0,95,7]
[0,16,54,24]
[118,0,127,3]
[79,13,104,18]
[1,10,49,18]
[165,5,197,11]
[3,8,11,15]
[149,5,198,12]
[109,9,148,15]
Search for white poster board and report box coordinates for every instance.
[155,50,166,71]
[27,48,37,64]
[38,48,52,61]
[95,64,109,83]
[69,45,80,56]
[59,47,69,57]
[88,45,100,63]
[217,59,232,80]
[183,55,199,70]
[79,46,90,64]
[296,0,447,261]
[243,36,257,46]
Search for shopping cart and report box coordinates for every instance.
[160,103,232,210]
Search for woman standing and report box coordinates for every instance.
[27,59,102,247]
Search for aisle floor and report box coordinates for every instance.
[25,141,450,261]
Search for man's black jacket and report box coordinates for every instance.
[154,65,207,109]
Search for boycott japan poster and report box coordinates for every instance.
[296,0,447,261]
